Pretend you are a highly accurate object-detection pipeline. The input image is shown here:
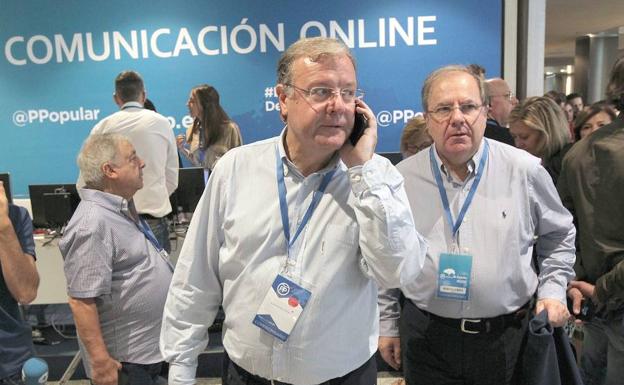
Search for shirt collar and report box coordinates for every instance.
[277,127,341,179]
[120,101,143,110]
[432,138,487,184]
[79,188,137,219]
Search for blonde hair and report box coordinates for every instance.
[400,115,432,156]
[508,96,570,160]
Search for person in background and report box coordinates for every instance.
[567,92,585,117]
[483,78,518,146]
[161,36,426,385]
[558,55,624,385]
[80,70,178,253]
[400,115,432,158]
[572,102,617,141]
[0,182,39,385]
[508,96,571,184]
[177,84,242,171]
[61,134,173,385]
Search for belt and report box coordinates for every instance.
[139,213,162,220]
[418,302,530,334]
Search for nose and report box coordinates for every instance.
[138,157,146,169]
[326,93,349,114]
[448,105,466,126]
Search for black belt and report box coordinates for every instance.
[139,213,161,220]
[417,302,530,334]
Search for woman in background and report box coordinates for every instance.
[509,96,571,184]
[399,115,432,159]
[572,102,617,141]
[177,84,242,170]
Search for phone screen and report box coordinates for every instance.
[349,112,367,145]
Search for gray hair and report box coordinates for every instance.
[77,133,127,190]
[421,65,487,112]
[276,37,356,90]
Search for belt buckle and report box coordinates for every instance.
[460,318,481,334]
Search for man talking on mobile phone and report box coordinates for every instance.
[160,37,427,385]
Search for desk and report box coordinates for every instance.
[32,237,68,304]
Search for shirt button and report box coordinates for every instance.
[352,174,362,182]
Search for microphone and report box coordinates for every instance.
[21,357,49,385]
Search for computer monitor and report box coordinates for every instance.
[377,152,404,165]
[170,167,206,214]
[0,173,12,203]
[28,184,80,228]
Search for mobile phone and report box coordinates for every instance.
[350,112,367,145]
[566,296,595,321]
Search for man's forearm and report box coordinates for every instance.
[68,297,111,362]
[0,217,39,303]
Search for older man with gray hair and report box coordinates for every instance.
[60,134,173,385]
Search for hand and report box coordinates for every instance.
[176,134,187,150]
[378,336,401,370]
[535,298,570,327]
[569,280,597,303]
[90,355,122,385]
[340,99,377,168]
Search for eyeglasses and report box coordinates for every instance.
[286,84,364,104]
[490,91,515,101]
[426,103,485,122]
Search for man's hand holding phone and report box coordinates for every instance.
[340,99,377,168]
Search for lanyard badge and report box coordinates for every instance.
[430,141,489,301]
[252,145,334,341]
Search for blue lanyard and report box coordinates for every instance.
[429,140,489,241]
[137,217,163,252]
[275,145,335,259]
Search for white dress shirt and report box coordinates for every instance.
[160,130,426,385]
[379,139,576,336]
[79,101,178,217]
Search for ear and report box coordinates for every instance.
[101,162,117,179]
[113,93,123,108]
[276,84,288,122]
[140,90,146,104]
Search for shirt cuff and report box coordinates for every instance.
[379,318,400,337]
[537,281,567,304]
[168,362,197,385]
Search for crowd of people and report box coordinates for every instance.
[1,36,623,385]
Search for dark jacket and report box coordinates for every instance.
[521,311,583,385]
[557,115,624,314]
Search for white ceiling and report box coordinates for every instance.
[545,0,624,59]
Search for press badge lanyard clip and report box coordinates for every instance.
[429,140,489,247]
[275,145,335,269]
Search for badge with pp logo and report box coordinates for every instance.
[436,253,472,301]
[253,274,311,341]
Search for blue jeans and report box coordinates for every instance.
[143,217,171,253]
[580,316,624,385]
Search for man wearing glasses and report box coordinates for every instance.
[378,65,575,384]
[161,37,426,385]
[483,77,517,146]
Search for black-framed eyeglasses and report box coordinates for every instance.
[286,83,364,104]
[426,103,485,122]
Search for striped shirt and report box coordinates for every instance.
[60,189,173,367]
